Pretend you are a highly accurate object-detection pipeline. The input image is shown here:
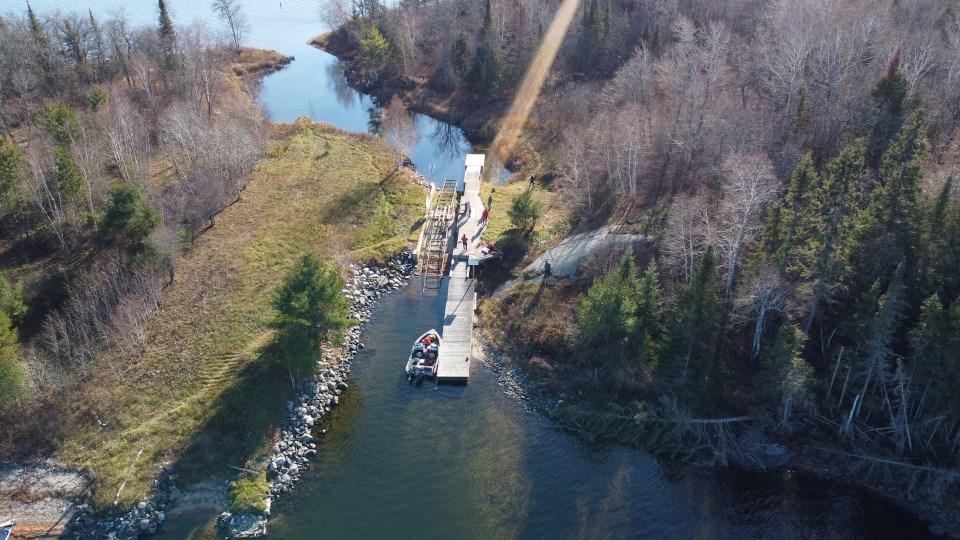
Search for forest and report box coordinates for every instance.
[329,0,960,496]
[0,0,269,449]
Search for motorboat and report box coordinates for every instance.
[406,329,440,383]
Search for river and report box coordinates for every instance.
[20,1,937,538]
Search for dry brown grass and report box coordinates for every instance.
[230,47,293,79]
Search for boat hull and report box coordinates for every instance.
[406,329,441,379]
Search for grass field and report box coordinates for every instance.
[55,120,425,509]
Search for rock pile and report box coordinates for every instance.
[218,251,415,538]
[66,466,178,539]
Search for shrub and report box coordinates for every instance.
[508,189,542,234]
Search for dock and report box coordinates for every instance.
[432,154,485,383]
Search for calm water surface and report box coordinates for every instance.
[18,1,938,537]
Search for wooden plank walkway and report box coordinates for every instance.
[436,154,485,383]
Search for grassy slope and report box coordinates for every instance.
[56,120,424,509]
[478,181,570,254]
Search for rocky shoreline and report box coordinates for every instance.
[47,252,416,540]
[477,319,959,538]
[66,467,178,539]
[217,252,416,538]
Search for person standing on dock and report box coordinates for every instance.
[461,234,468,252]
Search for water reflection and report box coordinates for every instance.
[427,119,466,161]
[366,107,381,135]
[328,59,358,109]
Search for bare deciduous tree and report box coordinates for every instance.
[212,0,247,54]
[379,95,417,171]
[715,153,779,300]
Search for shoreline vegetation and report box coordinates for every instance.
[310,31,513,158]
[0,1,427,532]
[230,48,294,80]
[310,1,960,536]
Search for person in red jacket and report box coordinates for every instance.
[461,234,468,251]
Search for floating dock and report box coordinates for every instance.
[434,154,485,383]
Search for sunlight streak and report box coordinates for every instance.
[485,0,581,181]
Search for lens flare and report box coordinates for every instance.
[486,0,581,181]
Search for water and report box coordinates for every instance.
[20,0,479,184]
[18,1,938,537]
[264,286,931,539]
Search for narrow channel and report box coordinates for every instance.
[25,1,939,537]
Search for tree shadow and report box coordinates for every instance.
[169,342,294,484]
[318,180,383,226]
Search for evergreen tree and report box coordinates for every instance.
[757,324,813,433]
[0,138,23,214]
[97,184,161,251]
[360,26,390,68]
[846,110,926,303]
[88,85,107,112]
[27,2,46,45]
[575,251,639,363]
[158,0,177,71]
[866,52,911,169]
[920,178,953,298]
[846,262,909,423]
[270,254,352,374]
[507,189,541,234]
[38,99,78,146]
[0,276,28,327]
[805,139,864,331]
[53,146,83,201]
[466,0,501,94]
[633,260,662,361]
[0,311,25,408]
[762,153,819,275]
[910,294,960,424]
[658,246,723,396]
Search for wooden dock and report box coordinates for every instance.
[435,154,485,383]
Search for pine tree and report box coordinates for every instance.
[97,184,161,251]
[53,146,83,201]
[910,294,960,426]
[846,262,908,428]
[846,110,926,303]
[920,177,953,297]
[575,251,640,363]
[270,254,352,374]
[0,276,28,327]
[658,246,723,397]
[763,153,819,274]
[466,0,501,94]
[633,260,662,362]
[866,52,911,169]
[757,324,813,433]
[0,311,25,408]
[38,99,78,146]
[0,138,23,213]
[158,0,177,72]
[805,139,864,331]
[27,2,46,45]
